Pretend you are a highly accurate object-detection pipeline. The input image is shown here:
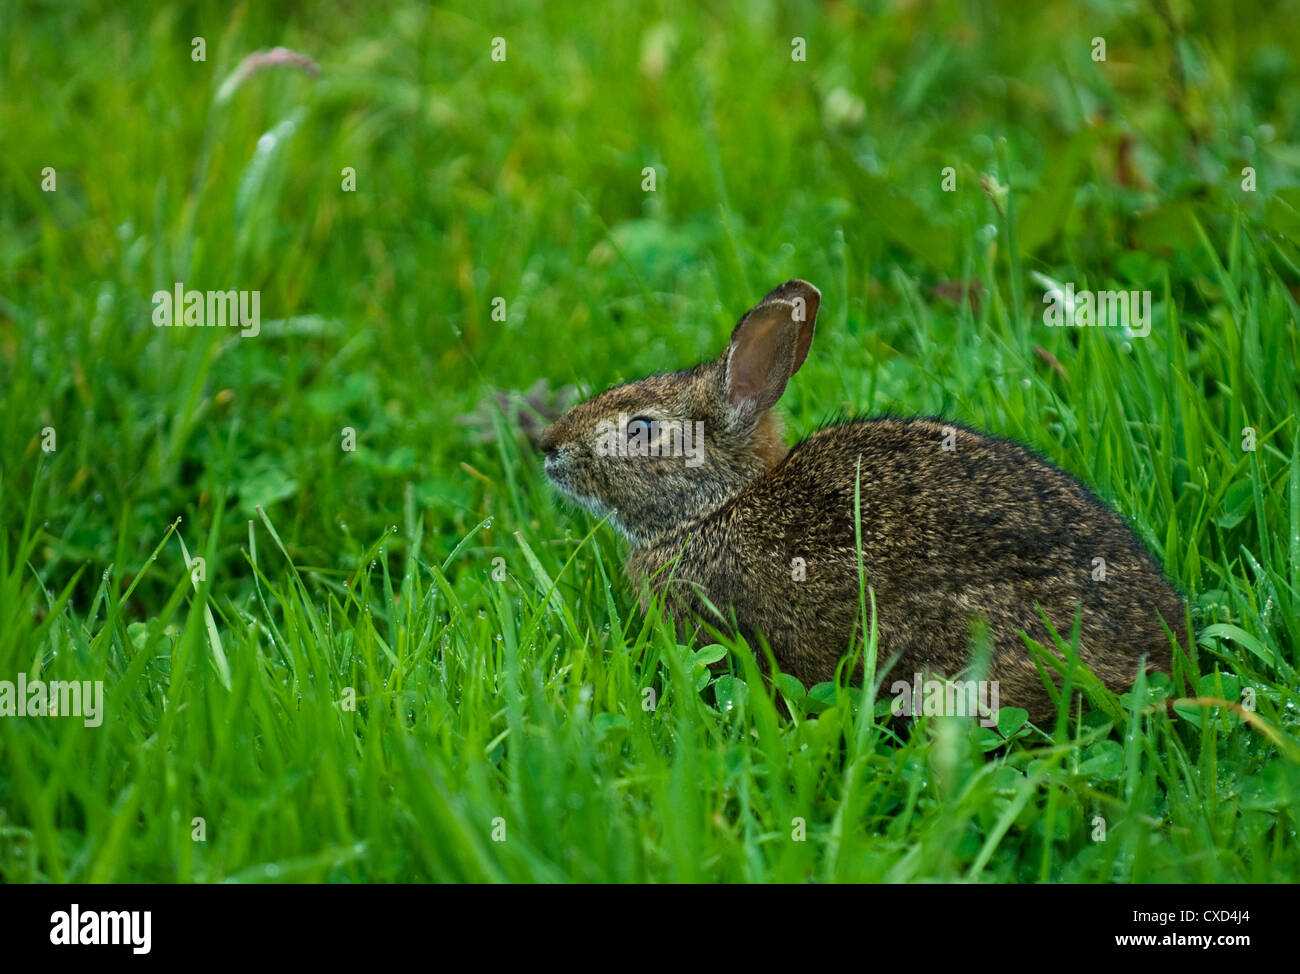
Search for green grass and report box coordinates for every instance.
[2,0,1299,882]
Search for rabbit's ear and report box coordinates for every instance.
[723,280,821,427]
[757,279,820,373]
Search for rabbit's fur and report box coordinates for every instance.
[540,280,1186,721]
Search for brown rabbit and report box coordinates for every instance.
[540,280,1187,722]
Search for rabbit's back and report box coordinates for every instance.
[630,416,1183,718]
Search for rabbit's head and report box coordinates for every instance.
[540,280,820,544]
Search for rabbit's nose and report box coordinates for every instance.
[539,423,562,455]
[543,450,565,479]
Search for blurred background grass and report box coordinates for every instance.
[2,0,1299,881]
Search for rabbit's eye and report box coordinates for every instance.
[626,417,655,439]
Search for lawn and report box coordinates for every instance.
[1,0,1298,882]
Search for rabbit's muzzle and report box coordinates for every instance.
[542,445,578,496]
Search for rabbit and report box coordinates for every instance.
[539,280,1187,723]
